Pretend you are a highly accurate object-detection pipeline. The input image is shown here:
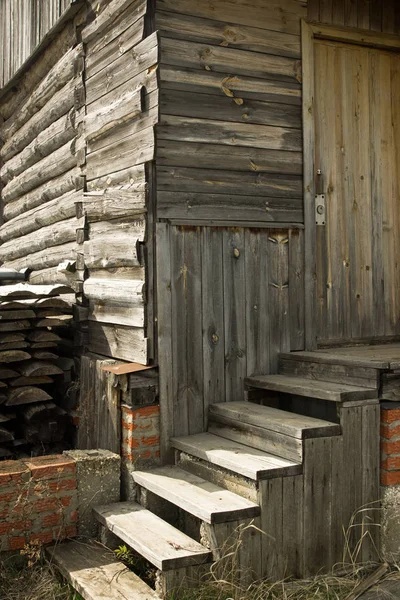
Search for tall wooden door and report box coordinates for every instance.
[314,40,400,344]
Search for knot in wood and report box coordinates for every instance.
[211,333,219,345]
[233,248,240,258]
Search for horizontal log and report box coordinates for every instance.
[160,37,301,83]
[160,65,301,105]
[88,321,147,363]
[86,126,155,181]
[3,167,81,222]
[85,86,144,143]
[86,163,146,191]
[0,368,19,378]
[0,21,79,120]
[82,0,146,43]
[0,44,83,142]
[157,115,302,152]
[155,10,301,58]
[35,316,73,328]
[0,334,26,344]
[78,189,146,221]
[87,102,158,155]
[0,321,31,332]
[0,190,79,244]
[0,283,74,299]
[18,361,64,377]
[0,342,30,351]
[5,386,52,406]
[157,191,303,222]
[86,32,158,105]
[10,376,54,387]
[84,266,144,280]
[0,310,36,320]
[2,141,77,205]
[89,217,146,237]
[33,352,59,360]
[88,300,144,327]
[157,166,302,197]
[30,342,58,349]
[1,108,81,184]
[0,77,81,163]
[156,140,302,174]
[28,330,62,342]
[160,89,301,129]
[156,0,306,35]
[4,242,77,272]
[84,234,142,269]
[84,278,144,304]
[28,267,79,290]
[0,218,81,262]
[0,350,31,363]
[86,16,145,79]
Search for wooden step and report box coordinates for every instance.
[208,401,341,462]
[171,432,302,480]
[279,350,394,370]
[93,501,212,570]
[47,540,158,600]
[245,374,377,402]
[278,356,380,389]
[132,465,260,524]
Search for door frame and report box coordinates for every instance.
[302,21,400,349]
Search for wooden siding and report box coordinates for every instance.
[308,0,400,33]
[155,0,305,224]
[80,0,159,364]
[158,224,305,456]
[0,11,85,291]
[0,0,72,88]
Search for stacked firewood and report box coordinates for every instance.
[0,283,75,459]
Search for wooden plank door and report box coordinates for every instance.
[314,40,400,345]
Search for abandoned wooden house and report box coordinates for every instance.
[1,0,400,596]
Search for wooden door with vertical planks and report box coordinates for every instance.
[314,40,400,344]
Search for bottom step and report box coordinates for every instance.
[48,540,159,600]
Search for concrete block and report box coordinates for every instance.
[64,449,120,538]
[381,484,400,561]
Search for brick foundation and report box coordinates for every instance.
[121,404,160,465]
[381,403,400,486]
[0,450,120,552]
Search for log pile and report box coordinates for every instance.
[0,283,76,459]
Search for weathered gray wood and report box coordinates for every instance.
[3,167,80,222]
[160,89,302,129]
[246,374,377,402]
[289,228,305,351]
[278,357,380,389]
[17,361,63,377]
[79,190,146,222]
[268,230,290,372]
[133,465,260,524]
[2,140,76,204]
[0,190,79,244]
[6,386,52,406]
[88,301,144,328]
[5,242,76,272]
[160,65,301,105]
[209,401,341,439]
[160,37,302,83]
[0,309,35,320]
[0,350,31,363]
[156,10,301,58]
[89,322,147,364]
[47,540,159,600]
[94,501,211,570]
[157,0,306,35]
[0,218,80,262]
[10,376,53,387]
[82,0,146,43]
[83,278,144,305]
[360,403,380,562]
[171,432,302,480]
[157,140,303,174]
[282,475,304,577]
[279,349,392,369]
[83,234,143,269]
[259,477,284,579]
[158,115,302,152]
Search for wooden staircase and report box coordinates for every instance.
[49,350,381,599]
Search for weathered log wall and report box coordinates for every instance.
[0,0,73,88]
[79,0,159,364]
[308,0,400,32]
[0,9,86,294]
[155,0,305,223]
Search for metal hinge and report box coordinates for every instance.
[315,169,326,226]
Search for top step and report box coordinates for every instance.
[280,349,397,370]
[48,540,158,600]
[94,501,211,570]
[132,465,260,524]
[245,374,377,403]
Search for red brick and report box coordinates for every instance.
[382,456,400,470]
[132,405,160,419]
[69,510,78,523]
[33,497,59,512]
[382,440,400,454]
[30,531,54,545]
[56,524,77,540]
[0,520,31,535]
[141,435,160,447]
[24,455,76,480]
[381,470,400,486]
[48,478,76,493]
[60,496,72,507]
[0,491,18,503]
[381,408,400,424]
[9,536,27,551]
[42,513,62,528]
[122,421,138,432]
[381,423,400,439]
[0,460,29,485]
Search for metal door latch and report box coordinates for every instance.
[315,194,326,226]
